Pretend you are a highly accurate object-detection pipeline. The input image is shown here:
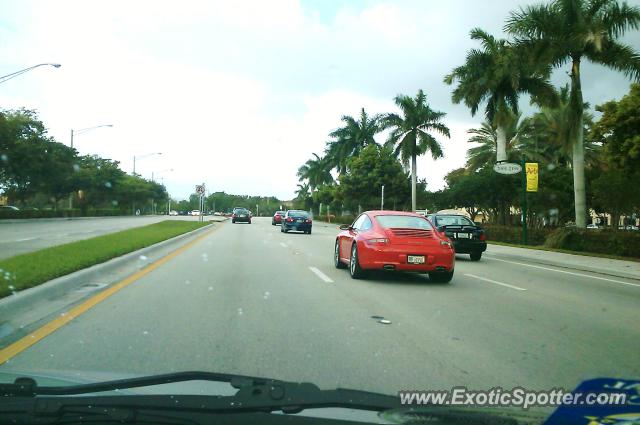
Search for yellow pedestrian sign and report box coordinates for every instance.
[526,163,538,192]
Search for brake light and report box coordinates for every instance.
[232,214,236,218]
[479,233,486,241]
[440,240,453,248]
[286,217,293,222]
[306,219,312,223]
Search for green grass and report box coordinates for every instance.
[487,241,640,263]
[0,220,211,298]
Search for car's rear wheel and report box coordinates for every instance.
[334,241,347,269]
[232,219,236,224]
[429,270,454,283]
[272,220,275,225]
[248,220,251,224]
[280,225,284,233]
[470,252,482,261]
[349,243,365,279]
[307,228,312,234]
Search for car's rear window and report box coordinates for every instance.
[435,215,474,226]
[276,211,284,214]
[375,215,433,230]
[289,211,309,218]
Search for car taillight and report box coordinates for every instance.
[286,217,293,222]
[479,233,486,241]
[440,240,453,248]
[232,214,236,218]
[306,219,312,223]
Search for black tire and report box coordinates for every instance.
[280,225,285,233]
[429,270,454,283]
[232,219,236,224]
[470,252,482,261]
[349,243,365,279]
[248,221,251,224]
[335,241,347,269]
[307,228,312,234]
[272,220,275,225]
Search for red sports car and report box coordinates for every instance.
[334,210,455,282]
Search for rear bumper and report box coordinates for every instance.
[273,217,282,223]
[233,216,251,222]
[358,244,455,272]
[283,222,311,231]
[451,240,487,253]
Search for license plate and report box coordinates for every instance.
[240,215,246,218]
[297,219,303,222]
[456,233,471,238]
[407,255,425,264]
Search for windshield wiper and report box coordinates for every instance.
[0,371,399,424]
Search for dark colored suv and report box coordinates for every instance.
[232,207,251,224]
[281,210,312,234]
[427,213,487,261]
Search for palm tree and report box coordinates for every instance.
[465,114,534,171]
[296,153,333,191]
[381,90,450,211]
[506,0,640,227]
[529,85,600,167]
[444,28,556,164]
[324,108,381,173]
[295,182,310,200]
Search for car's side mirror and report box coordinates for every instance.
[339,224,351,230]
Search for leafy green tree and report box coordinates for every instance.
[444,29,556,164]
[506,0,640,228]
[591,169,640,231]
[325,108,381,173]
[73,156,126,210]
[337,144,411,211]
[381,90,450,211]
[592,83,640,173]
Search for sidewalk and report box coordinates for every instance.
[485,243,640,281]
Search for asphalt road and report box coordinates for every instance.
[1,217,638,397]
[0,215,210,259]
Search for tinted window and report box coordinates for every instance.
[375,215,433,230]
[360,216,373,231]
[352,214,368,230]
[288,210,309,218]
[435,215,474,226]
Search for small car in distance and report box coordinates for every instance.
[232,207,251,224]
[335,211,455,282]
[168,210,178,216]
[272,211,285,225]
[281,210,312,234]
[426,213,487,261]
[190,210,201,216]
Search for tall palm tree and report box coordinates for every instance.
[381,90,450,211]
[324,108,381,173]
[296,153,333,191]
[295,182,310,200]
[506,0,640,227]
[444,28,556,164]
[465,114,533,171]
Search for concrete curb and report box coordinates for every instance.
[0,222,221,339]
[0,215,227,224]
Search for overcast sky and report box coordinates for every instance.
[1,0,639,201]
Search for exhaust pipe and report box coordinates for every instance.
[383,264,396,271]
[435,266,447,272]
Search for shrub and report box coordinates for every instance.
[544,228,640,258]
[481,224,553,246]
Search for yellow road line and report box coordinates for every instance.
[0,223,223,365]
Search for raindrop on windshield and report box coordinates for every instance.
[263,291,270,299]
[104,181,112,188]
[111,200,118,206]
[142,330,149,335]
[208,286,213,291]
[237,308,243,315]
[185,280,191,285]
[0,154,8,163]
[73,163,80,172]
[139,255,148,261]
[8,285,15,291]
[201,253,209,262]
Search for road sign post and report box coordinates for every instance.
[195,184,206,222]
[521,157,527,245]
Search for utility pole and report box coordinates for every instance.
[521,156,528,245]
[381,185,385,210]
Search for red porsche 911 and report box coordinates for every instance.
[334,210,455,282]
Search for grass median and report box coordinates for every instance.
[0,220,212,299]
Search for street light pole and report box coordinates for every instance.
[133,152,162,175]
[0,63,61,85]
[67,124,113,209]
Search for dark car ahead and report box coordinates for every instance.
[427,213,487,261]
[272,210,285,225]
[281,210,312,234]
[232,207,251,224]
